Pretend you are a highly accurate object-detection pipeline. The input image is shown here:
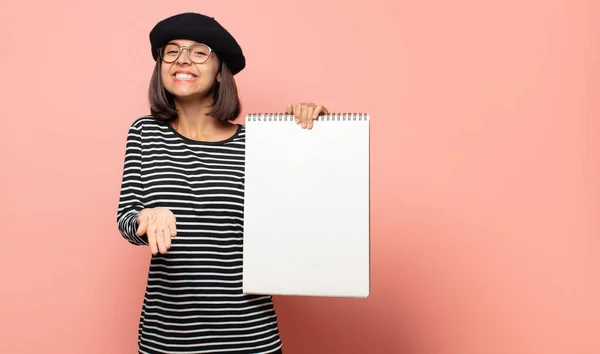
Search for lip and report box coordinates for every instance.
[172,70,198,83]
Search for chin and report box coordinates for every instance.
[170,89,209,101]
[164,82,214,100]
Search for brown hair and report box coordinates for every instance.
[148,58,241,122]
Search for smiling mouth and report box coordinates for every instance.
[173,73,198,81]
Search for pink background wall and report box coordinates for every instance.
[1,0,598,353]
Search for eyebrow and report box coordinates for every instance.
[166,41,203,46]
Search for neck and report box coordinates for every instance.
[172,95,223,134]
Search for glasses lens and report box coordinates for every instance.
[162,44,180,63]
[188,44,210,63]
[161,44,211,63]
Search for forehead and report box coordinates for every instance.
[166,39,206,46]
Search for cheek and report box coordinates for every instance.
[204,58,221,84]
[161,68,171,83]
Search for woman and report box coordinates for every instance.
[116,12,328,354]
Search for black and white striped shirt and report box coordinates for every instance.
[116,116,282,354]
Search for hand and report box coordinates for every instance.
[136,207,177,255]
[285,102,329,130]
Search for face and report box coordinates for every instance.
[160,39,221,100]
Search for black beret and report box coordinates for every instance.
[149,12,246,75]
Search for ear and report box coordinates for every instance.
[216,71,221,83]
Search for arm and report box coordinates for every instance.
[116,120,148,246]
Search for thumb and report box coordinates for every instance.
[136,214,148,236]
[284,104,293,114]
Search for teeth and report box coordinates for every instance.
[175,73,196,80]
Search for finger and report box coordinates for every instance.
[294,103,301,124]
[306,106,314,129]
[301,104,308,128]
[166,218,177,238]
[156,229,167,254]
[163,228,172,250]
[147,226,158,255]
[285,104,293,115]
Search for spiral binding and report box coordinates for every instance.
[246,113,369,122]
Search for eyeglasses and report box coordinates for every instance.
[159,43,213,64]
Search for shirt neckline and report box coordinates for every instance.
[163,120,243,145]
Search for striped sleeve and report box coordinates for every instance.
[116,120,148,245]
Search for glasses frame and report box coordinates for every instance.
[159,43,213,64]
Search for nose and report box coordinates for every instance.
[176,47,192,65]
